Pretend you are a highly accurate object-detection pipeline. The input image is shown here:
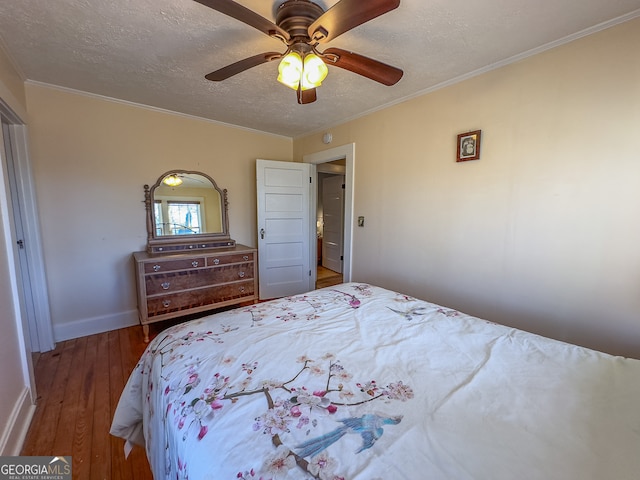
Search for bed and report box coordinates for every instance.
[111,283,640,479]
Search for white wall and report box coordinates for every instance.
[24,84,293,341]
[295,18,640,358]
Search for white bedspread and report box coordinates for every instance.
[111,283,640,479]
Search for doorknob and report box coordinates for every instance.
[260,228,265,239]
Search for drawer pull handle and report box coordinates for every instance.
[191,260,199,267]
[162,300,171,308]
[239,286,245,293]
[243,255,249,261]
[153,264,161,272]
[161,282,171,290]
[238,271,245,278]
[213,258,220,265]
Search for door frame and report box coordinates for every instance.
[0,99,54,354]
[304,143,354,284]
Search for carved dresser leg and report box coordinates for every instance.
[143,324,150,343]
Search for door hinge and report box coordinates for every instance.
[309,270,312,276]
[17,239,25,249]
[342,184,345,189]
[340,255,343,261]
[310,176,312,183]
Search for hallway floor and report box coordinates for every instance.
[316,265,343,289]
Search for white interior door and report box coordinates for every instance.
[321,175,344,273]
[256,160,313,299]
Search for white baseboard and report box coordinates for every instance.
[53,309,139,342]
[0,387,36,456]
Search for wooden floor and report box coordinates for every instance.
[316,265,343,289]
[21,326,155,479]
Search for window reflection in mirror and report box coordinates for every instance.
[154,174,223,236]
[154,199,203,235]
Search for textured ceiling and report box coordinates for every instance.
[1,0,639,138]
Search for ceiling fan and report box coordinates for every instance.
[194,0,403,104]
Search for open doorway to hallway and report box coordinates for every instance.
[304,142,354,290]
[315,160,345,289]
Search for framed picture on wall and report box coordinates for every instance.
[456,130,482,162]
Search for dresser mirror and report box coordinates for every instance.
[144,170,235,253]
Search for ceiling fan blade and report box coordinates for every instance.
[194,0,290,42]
[297,88,317,104]
[308,0,400,44]
[205,52,282,81]
[322,48,403,86]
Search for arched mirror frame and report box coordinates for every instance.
[144,170,235,253]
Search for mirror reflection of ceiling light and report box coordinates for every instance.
[163,174,183,187]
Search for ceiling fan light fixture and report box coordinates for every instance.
[277,51,303,90]
[278,51,328,91]
[200,0,404,102]
[301,53,328,89]
[163,174,183,187]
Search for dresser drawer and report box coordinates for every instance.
[134,246,257,341]
[145,263,254,295]
[143,257,205,274]
[206,252,254,266]
[146,280,255,317]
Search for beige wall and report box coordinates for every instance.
[0,46,32,453]
[24,84,292,337]
[295,18,640,358]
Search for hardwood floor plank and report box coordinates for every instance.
[21,343,63,454]
[33,343,61,394]
[124,327,154,480]
[108,330,130,480]
[316,266,343,289]
[23,339,78,456]
[51,336,88,456]
[91,332,111,480]
[72,334,98,479]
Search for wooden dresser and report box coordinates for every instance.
[133,244,257,342]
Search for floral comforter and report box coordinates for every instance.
[111,283,640,479]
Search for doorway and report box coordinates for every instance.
[0,100,54,353]
[304,143,355,289]
[316,164,345,289]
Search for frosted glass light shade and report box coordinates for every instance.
[277,51,303,90]
[302,53,328,89]
[277,52,328,91]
